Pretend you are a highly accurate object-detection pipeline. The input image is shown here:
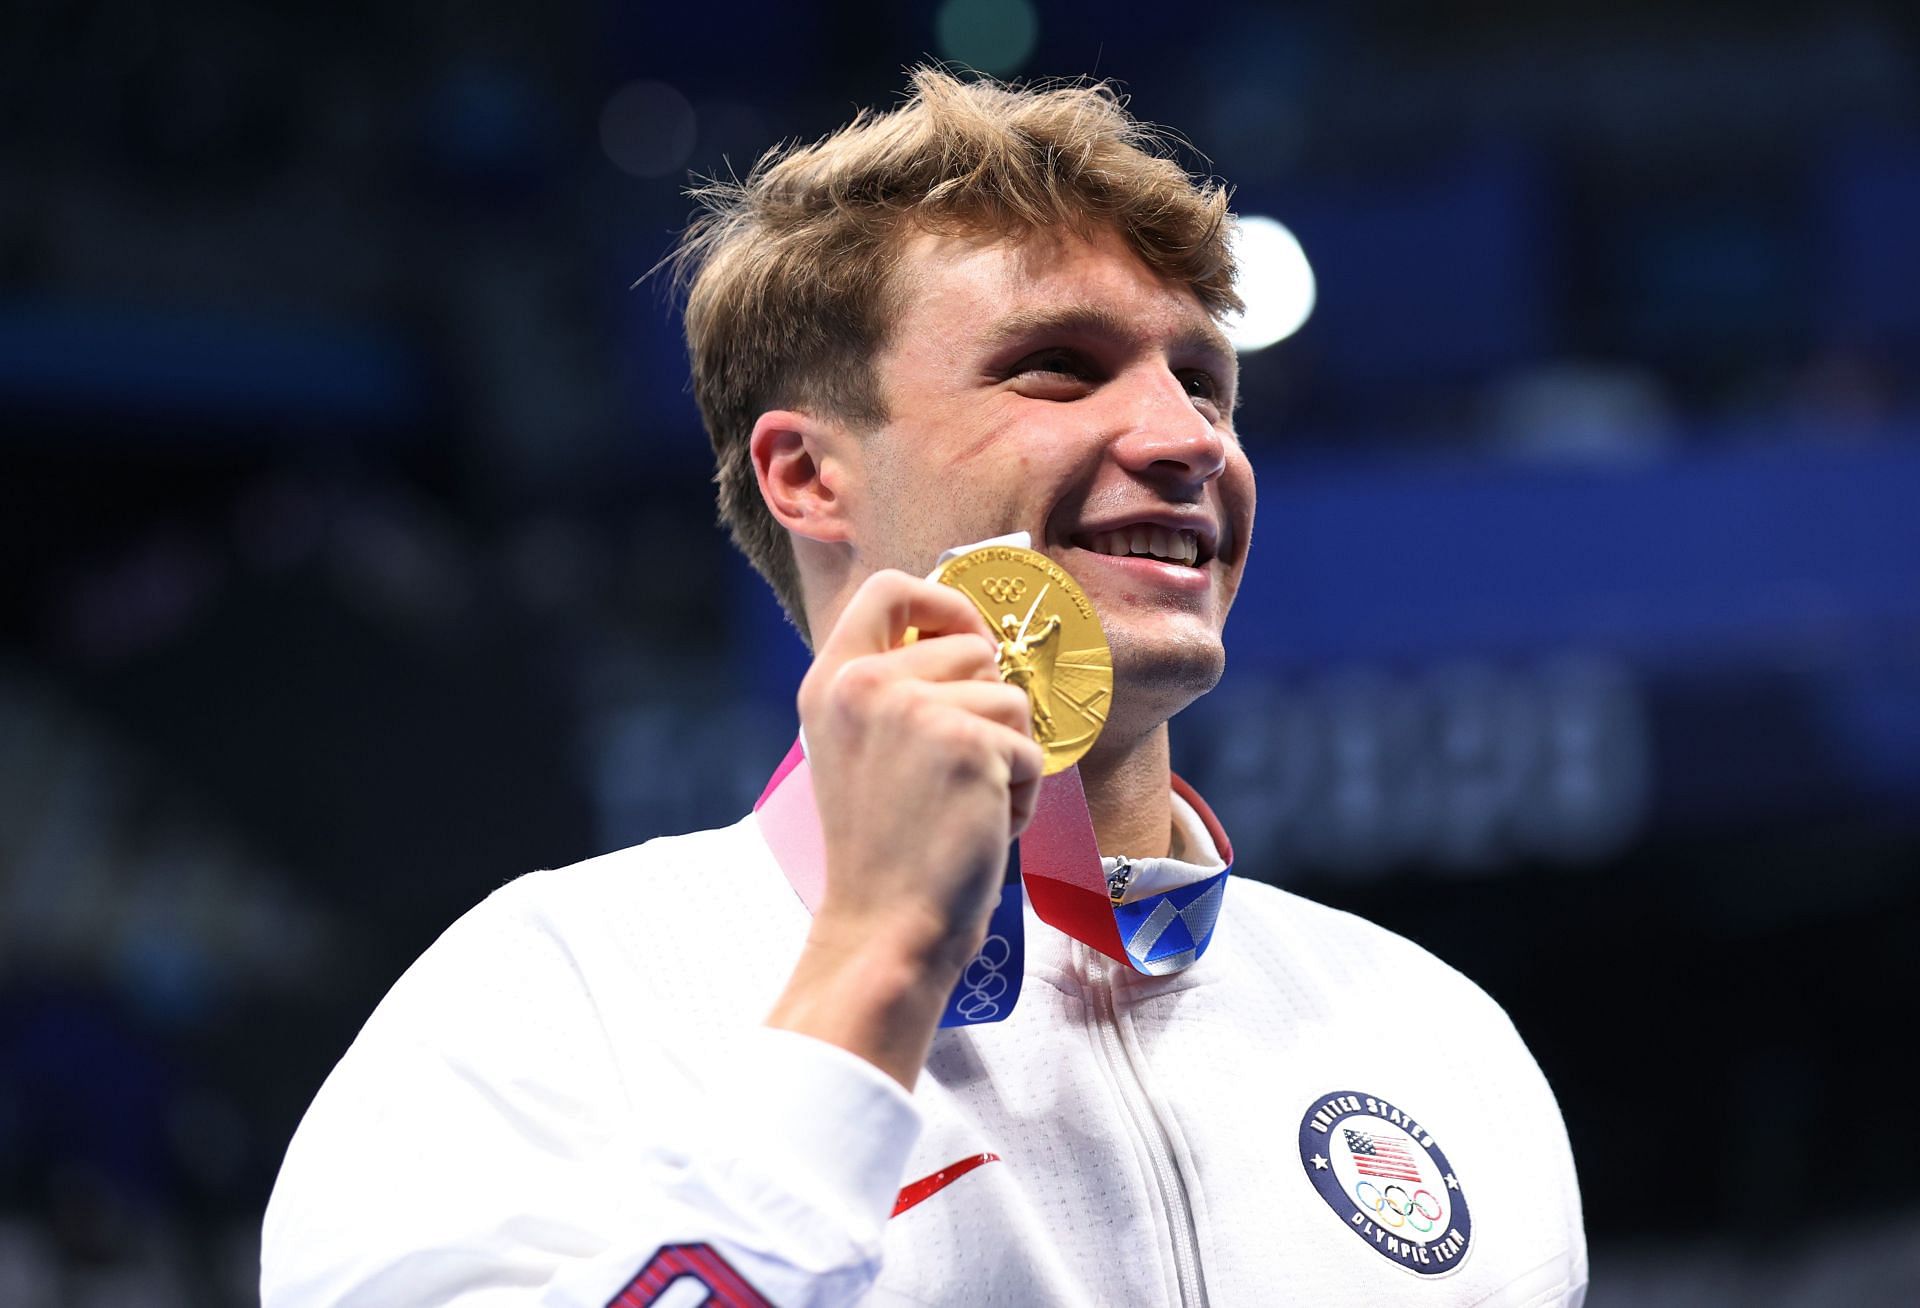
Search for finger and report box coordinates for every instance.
[879,632,1003,685]
[953,713,1046,797]
[816,571,998,668]
[954,708,1045,790]
[1004,743,1046,840]
[1007,775,1042,841]
[920,679,1036,737]
[1003,726,1045,790]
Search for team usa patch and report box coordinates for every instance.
[1297,1090,1473,1277]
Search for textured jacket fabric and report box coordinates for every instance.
[262,793,1587,1307]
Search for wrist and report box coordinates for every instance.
[767,915,973,1090]
[813,896,987,978]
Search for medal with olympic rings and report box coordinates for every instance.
[914,544,1112,776]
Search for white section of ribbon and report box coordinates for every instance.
[933,531,1032,569]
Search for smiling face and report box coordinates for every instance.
[843,225,1257,742]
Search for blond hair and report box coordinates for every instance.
[674,67,1240,637]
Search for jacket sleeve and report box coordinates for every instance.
[260,886,920,1308]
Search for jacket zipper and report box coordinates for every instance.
[1083,944,1208,1308]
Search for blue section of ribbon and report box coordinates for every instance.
[1112,868,1232,975]
[937,844,1026,1028]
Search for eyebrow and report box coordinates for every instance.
[978,303,1238,376]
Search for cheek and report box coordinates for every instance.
[1227,444,1257,499]
[1226,453,1257,540]
[936,406,1023,473]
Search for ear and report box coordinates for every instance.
[749,409,854,545]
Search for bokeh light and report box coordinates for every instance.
[935,0,1039,77]
[598,79,696,179]
[1223,214,1316,352]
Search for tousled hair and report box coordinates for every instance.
[672,67,1240,638]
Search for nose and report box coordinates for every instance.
[1107,367,1229,489]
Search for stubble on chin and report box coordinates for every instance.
[1102,625,1227,738]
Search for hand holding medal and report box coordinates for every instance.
[768,567,1045,1086]
[765,539,1223,1082]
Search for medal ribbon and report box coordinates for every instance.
[753,737,1234,1027]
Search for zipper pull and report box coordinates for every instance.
[1107,856,1134,905]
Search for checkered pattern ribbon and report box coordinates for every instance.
[1112,872,1230,975]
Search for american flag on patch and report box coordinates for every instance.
[1344,1129,1424,1183]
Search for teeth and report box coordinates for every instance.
[1082,528,1200,565]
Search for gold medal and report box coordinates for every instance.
[932,545,1112,775]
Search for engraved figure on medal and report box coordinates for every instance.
[995,611,1063,741]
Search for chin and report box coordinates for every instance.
[1107,628,1226,726]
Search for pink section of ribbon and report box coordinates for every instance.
[755,737,807,810]
[753,738,829,914]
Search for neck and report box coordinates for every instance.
[1077,724,1173,859]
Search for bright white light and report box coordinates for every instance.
[1223,215,1316,353]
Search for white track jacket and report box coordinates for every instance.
[263,789,1587,1307]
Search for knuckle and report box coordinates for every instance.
[797,664,832,717]
[830,654,888,703]
[867,568,922,607]
[848,569,907,619]
[858,567,909,595]
[893,685,939,732]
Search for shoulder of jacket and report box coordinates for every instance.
[1222,876,1519,1031]
[482,812,768,917]
[336,815,781,1060]
[363,814,770,1004]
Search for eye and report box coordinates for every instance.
[1006,348,1100,400]
[1179,369,1227,413]
[1015,348,1091,380]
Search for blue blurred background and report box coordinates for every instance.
[2,1,1917,1302]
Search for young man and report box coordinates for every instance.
[263,70,1587,1306]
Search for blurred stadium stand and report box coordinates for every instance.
[2,1,1917,1302]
